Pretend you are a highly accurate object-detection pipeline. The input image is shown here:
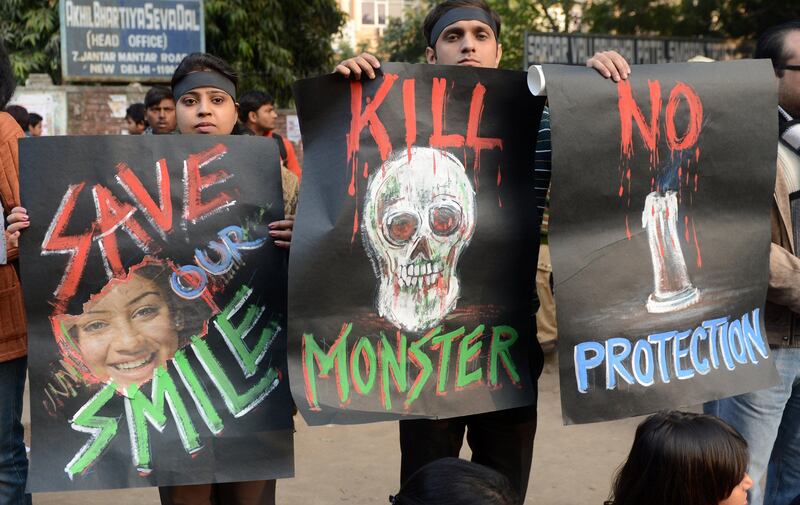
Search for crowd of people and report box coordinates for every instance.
[0,1,799,504]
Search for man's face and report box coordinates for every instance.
[249,103,278,133]
[779,30,800,118]
[29,122,42,136]
[425,19,502,69]
[146,98,177,134]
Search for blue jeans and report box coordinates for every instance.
[705,348,800,505]
[0,357,30,505]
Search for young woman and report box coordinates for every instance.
[158,52,297,505]
[607,411,753,505]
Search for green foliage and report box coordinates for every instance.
[491,0,582,70]
[376,1,432,63]
[584,0,800,39]
[205,0,345,106]
[0,0,61,84]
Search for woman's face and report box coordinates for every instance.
[74,274,179,389]
[176,86,237,135]
[719,473,753,505]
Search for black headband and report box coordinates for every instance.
[172,70,237,101]
[428,7,498,47]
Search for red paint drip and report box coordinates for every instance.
[347,156,356,196]
[694,174,698,192]
[625,215,631,239]
[403,79,416,162]
[363,161,368,178]
[684,215,689,242]
[692,218,702,267]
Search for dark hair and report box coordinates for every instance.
[238,90,274,124]
[144,85,174,109]
[5,105,28,131]
[607,411,748,505]
[393,458,517,505]
[0,41,16,110]
[170,52,239,97]
[125,103,146,125]
[755,21,800,77]
[28,112,42,128]
[423,0,502,48]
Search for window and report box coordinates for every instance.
[361,0,390,26]
[362,1,375,24]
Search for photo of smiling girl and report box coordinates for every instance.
[53,258,216,391]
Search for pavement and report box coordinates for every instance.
[27,351,672,505]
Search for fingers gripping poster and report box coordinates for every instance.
[290,63,545,425]
[20,136,294,491]
[544,61,779,424]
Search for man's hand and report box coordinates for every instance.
[587,50,631,82]
[269,215,294,249]
[334,53,381,80]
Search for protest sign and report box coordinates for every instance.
[289,63,545,425]
[544,60,779,424]
[20,136,294,491]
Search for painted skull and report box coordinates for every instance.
[362,146,476,332]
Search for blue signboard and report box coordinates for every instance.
[60,0,205,82]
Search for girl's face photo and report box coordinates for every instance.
[176,86,237,135]
[72,273,180,389]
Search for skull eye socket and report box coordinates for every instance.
[383,211,419,246]
[429,203,462,236]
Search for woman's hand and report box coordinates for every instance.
[269,215,294,249]
[5,206,29,250]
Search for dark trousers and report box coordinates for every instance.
[399,402,537,504]
[159,481,276,505]
[0,356,30,505]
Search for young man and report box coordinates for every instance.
[238,90,302,181]
[704,21,800,505]
[144,86,177,135]
[124,103,147,135]
[28,113,42,137]
[335,0,629,500]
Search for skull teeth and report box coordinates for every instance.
[398,262,442,289]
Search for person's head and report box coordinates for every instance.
[56,259,215,390]
[608,411,752,505]
[5,105,29,132]
[755,21,800,117]
[0,41,16,111]
[238,90,278,135]
[392,458,517,505]
[125,103,147,135]
[144,86,177,134]
[171,52,240,135]
[423,0,502,69]
[28,112,43,136]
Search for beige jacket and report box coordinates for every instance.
[766,141,800,347]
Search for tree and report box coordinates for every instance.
[584,0,800,39]
[0,0,60,84]
[205,0,345,106]
[376,1,432,63]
